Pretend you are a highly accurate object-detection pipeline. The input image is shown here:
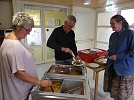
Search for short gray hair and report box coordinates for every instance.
[12,12,34,29]
[65,15,76,23]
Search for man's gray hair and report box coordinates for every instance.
[12,12,34,29]
[65,15,76,23]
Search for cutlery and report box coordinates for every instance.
[50,86,54,92]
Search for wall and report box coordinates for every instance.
[95,1,134,12]
[95,1,134,50]
[72,6,96,49]
[72,6,96,38]
[0,1,13,29]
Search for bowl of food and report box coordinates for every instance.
[72,60,85,66]
[94,56,107,65]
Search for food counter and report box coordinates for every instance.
[31,64,91,100]
[44,64,87,78]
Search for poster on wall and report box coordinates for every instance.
[27,28,42,46]
[48,18,54,26]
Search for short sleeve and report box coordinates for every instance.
[7,41,25,74]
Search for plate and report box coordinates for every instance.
[88,63,99,68]
[94,56,107,64]
[72,61,85,66]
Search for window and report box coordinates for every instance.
[121,9,134,26]
[96,11,116,50]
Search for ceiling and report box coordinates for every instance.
[1,0,134,8]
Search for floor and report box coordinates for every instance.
[0,62,134,100]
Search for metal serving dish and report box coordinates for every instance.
[31,76,91,100]
[39,79,63,93]
[45,64,87,78]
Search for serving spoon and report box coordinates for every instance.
[71,52,82,64]
[50,86,54,92]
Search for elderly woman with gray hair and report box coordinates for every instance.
[0,12,52,100]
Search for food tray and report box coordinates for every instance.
[39,79,63,93]
[63,84,84,95]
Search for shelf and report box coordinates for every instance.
[0,28,9,30]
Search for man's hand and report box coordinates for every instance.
[75,55,82,60]
[61,47,71,53]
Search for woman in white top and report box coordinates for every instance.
[0,12,52,100]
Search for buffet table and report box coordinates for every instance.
[31,64,92,100]
[84,63,106,100]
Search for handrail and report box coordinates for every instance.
[75,38,93,43]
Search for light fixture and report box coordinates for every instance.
[106,0,113,6]
[105,0,117,11]
[84,0,91,5]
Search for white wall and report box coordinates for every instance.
[72,6,96,39]
[95,1,134,50]
[72,6,96,49]
[0,1,13,29]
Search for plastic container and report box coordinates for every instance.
[78,48,106,63]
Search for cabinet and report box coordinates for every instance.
[0,29,13,46]
[0,29,5,46]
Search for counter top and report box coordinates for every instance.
[84,62,106,72]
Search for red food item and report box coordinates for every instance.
[57,66,67,74]
[49,65,60,74]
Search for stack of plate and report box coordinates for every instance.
[88,63,99,68]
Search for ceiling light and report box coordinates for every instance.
[106,0,113,5]
[84,0,91,5]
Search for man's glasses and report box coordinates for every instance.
[22,27,31,33]
[66,22,74,29]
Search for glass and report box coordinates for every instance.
[45,28,55,59]
[121,9,134,26]
[23,27,31,33]
[66,22,74,29]
[27,28,42,46]
[75,12,90,39]
[46,47,55,59]
[96,43,108,50]
[44,10,67,26]
[29,47,43,61]
[97,12,116,26]
[76,42,94,50]
[130,28,134,31]
[25,9,41,26]
[97,27,113,42]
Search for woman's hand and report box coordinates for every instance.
[109,55,116,60]
[104,51,109,58]
[40,80,52,87]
